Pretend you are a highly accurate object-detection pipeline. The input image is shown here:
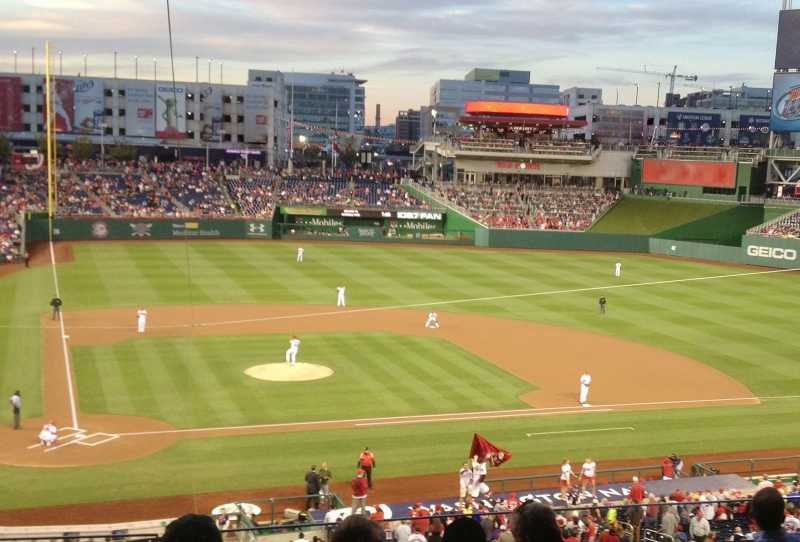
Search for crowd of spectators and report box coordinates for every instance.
[0,159,426,263]
[749,209,800,238]
[432,182,618,231]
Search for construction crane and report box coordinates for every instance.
[596,65,699,103]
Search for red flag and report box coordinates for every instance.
[469,433,512,467]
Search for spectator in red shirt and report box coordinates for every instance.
[351,470,368,516]
[670,489,686,502]
[410,503,430,534]
[600,528,622,542]
[630,476,645,503]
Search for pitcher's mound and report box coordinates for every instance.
[244,363,334,382]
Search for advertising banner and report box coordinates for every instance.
[770,73,800,132]
[244,85,270,143]
[642,159,736,188]
[73,78,104,134]
[52,78,75,133]
[199,85,223,142]
[155,84,186,139]
[0,77,22,131]
[737,115,770,146]
[666,112,721,145]
[125,82,156,138]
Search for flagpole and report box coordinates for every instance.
[45,42,55,227]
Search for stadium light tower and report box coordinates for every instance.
[58,50,62,75]
[134,55,138,79]
[13,50,17,74]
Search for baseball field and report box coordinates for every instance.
[2,240,800,517]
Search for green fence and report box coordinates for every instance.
[476,228,651,252]
[650,235,800,269]
[26,217,272,242]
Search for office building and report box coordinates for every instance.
[395,109,421,142]
[560,87,603,109]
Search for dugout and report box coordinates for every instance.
[275,206,464,242]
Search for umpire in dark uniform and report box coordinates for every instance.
[9,390,21,429]
[598,296,607,314]
[50,296,62,320]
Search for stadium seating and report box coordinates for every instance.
[748,208,800,238]
[432,182,618,231]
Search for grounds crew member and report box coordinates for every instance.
[50,296,62,320]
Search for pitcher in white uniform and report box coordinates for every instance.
[137,308,148,334]
[614,262,622,278]
[285,335,301,365]
[297,247,304,263]
[336,286,346,307]
[579,371,592,406]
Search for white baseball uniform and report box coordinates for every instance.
[470,459,490,497]
[137,309,148,333]
[336,286,346,307]
[458,465,473,499]
[579,373,592,405]
[38,423,57,447]
[425,312,440,328]
[614,262,621,278]
[297,247,304,262]
[285,337,301,365]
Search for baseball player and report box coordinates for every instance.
[470,455,491,498]
[38,421,57,447]
[581,457,597,496]
[579,371,592,406]
[424,312,440,328]
[336,286,346,307]
[615,262,622,278]
[598,296,606,315]
[285,335,301,366]
[297,247,304,263]
[137,308,148,334]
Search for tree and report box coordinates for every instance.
[71,137,94,160]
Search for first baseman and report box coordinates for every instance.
[285,335,301,365]
[579,371,592,406]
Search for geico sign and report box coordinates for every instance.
[746,245,798,261]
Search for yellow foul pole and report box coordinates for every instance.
[45,41,54,228]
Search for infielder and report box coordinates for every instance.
[336,286,346,307]
[297,247,304,263]
[424,312,440,328]
[285,335,301,365]
[579,371,592,406]
[137,308,148,334]
[615,262,622,278]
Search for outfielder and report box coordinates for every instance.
[137,308,148,334]
[424,312,440,328]
[285,335,301,365]
[297,247,304,263]
[336,286,346,307]
[579,371,592,406]
[615,262,622,278]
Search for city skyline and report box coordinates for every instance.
[0,0,783,124]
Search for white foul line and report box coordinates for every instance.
[49,240,80,430]
[354,409,614,427]
[525,426,635,437]
[112,394,800,438]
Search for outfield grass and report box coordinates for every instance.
[590,198,733,234]
[1,240,800,510]
[73,333,533,427]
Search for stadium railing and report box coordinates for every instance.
[486,464,663,493]
[691,455,800,480]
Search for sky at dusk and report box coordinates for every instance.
[0,0,784,125]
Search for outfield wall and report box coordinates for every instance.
[26,217,272,242]
[650,235,800,269]
[475,228,650,252]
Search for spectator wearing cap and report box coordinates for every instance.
[351,469,368,516]
[752,486,800,542]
